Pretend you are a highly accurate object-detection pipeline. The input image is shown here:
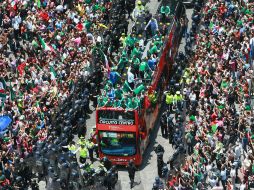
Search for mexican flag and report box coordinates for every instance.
[38,35,54,52]
[0,79,7,99]
[50,66,57,80]
[103,53,110,76]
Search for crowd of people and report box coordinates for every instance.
[0,0,136,188]
[159,0,254,189]
[3,0,254,189]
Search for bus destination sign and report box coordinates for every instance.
[99,118,134,125]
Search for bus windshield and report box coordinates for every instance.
[97,110,135,125]
[99,131,136,156]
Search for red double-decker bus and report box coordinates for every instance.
[96,2,186,166]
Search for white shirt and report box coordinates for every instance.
[127,70,135,83]
[240,183,246,190]
[234,145,242,159]
[189,92,196,101]
[230,168,236,178]
[212,186,223,190]
[12,16,21,30]
[220,169,227,181]
[209,178,218,187]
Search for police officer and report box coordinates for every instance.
[157,153,164,178]
[164,90,174,112]
[105,170,113,190]
[85,139,94,162]
[174,91,183,111]
[168,117,174,145]
[160,110,168,138]
[78,136,86,146]
[63,141,76,154]
[103,157,112,171]
[110,165,118,189]
[154,144,165,178]
[154,144,165,155]
[127,159,137,189]
[59,162,70,187]
[152,177,164,190]
[78,144,88,164]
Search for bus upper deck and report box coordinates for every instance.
[97,1,186,112]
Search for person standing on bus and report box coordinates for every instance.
[127,159,138,189]
[132,1,145,21]
[160,5,170,23]
[145,17,159,38]
[127,67,135,90]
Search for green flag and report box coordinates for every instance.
[50,66,57,80]
[134,84,145,95]
[37,0,41,8]
[38,35,52,51]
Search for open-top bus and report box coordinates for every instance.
[96,1,186,166]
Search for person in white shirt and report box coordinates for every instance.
[127,67,135,89]
[240,181,246,190]
[220,165,227,189]
[212,182,224,190]
[230,165,236,190]
[234,142,242,160]
[209,175,218,188]
[189,90,196,104]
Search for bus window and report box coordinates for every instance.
[97,110,135,125]
[99,131,136,156]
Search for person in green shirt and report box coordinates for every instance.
[144,71,152,83]
[160,6,170,15]
[149,43,159,55]
[122,80,133,93]
[92,3,100,12]
[125,34,137,48]
[84,20,93,33]
[104,81,113,92]
[126,98,139,110]
[85,0,92,5]
[131,45,141,59]
[194,169,203,183]
[115,84,123,100]
[160,5,170,22]
[97,96,108,107]
[154,37,163,48]
[118,54,128,74]
[220,79,228,89]
[113,98,122,108]
[105,98,113,107]
[132,55,141,72]
[139,61,151,79]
